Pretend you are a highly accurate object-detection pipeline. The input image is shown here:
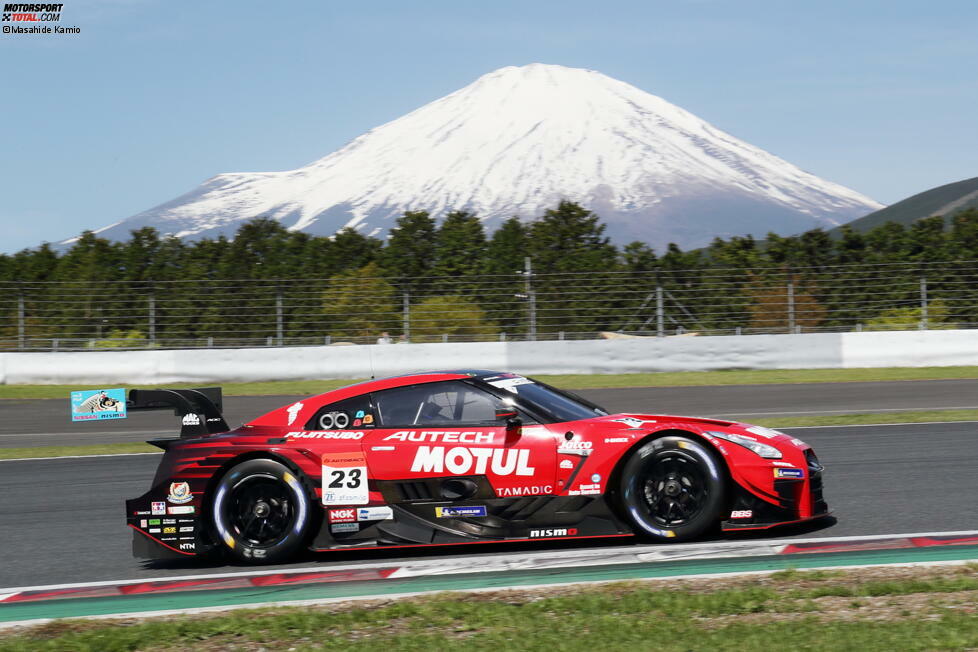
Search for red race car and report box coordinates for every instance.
[125,370,829,563]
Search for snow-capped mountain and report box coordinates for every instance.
[71,63,883,250]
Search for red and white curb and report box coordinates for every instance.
[2,529,978,606]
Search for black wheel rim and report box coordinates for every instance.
[226,473,295,547]
[638,452,709,527]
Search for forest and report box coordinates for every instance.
[1,201,976,347]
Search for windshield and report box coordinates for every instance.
[479,375,608,423]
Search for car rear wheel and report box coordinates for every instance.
[211,459,313,563]
[618,436,725,542]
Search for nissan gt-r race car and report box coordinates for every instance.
[123,370,829,563]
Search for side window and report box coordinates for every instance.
[373,381,507,426]
[305,395,375,430]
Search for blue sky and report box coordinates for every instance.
[1,0,976,253]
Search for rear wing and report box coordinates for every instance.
[127,387,229,438]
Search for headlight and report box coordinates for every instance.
[706,431,782,459]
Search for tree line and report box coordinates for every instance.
[1,201,976,344]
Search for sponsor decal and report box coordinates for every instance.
[70,388,126,421]
[384,430,494,444]
[353,419,362,426]
[286,401,304,426]
[558,440,592,450]
[357,506,394,521]
[133,510,151,516]
[162,526,176,534]
[730,510,753,519]
[610,417,657,429]
[161,536,177,542]
[364,414,374,425]
[434,505,488,518]
[772,461,794,467]
[568,483,600,496]
[330,522,359,533]
[151,502,166,515]
[411,446,534,476]
[355,410,365,418]
[774,468,804,479]
[177,518,195,524]
[148,528,161,534]
[604,437,629,443]
[590,473,601,483]
[148,519,160,526]
[179,526,194,533]
[371,446,395,451]
[559,459,574,470]
[486,376,534,393]
[168,505,195,515]
[139,519,147,528]
[287,430,364,440]
[181,413,200,426]
[746,426,784,439]
[167,482,193,504]
[321,452,369,506]
[496,485,552,497]
[162,519,175,525]
[178,543,195,551]
[329,508,357,523]
[528,528,578,538]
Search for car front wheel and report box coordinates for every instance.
[211,458,313,563]
[619,435,725,542]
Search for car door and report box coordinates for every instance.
[363,380,557,498]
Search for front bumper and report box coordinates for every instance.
[721,449,829,531]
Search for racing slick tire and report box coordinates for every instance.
[618,435,726,542]
[211,458,314,564]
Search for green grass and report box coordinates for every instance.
[749,408,978,428]
[4,568,978,651]
[2,366,978,399]
[0,443,157,460]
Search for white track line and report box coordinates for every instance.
[1,558,973,631]
[0,452,161,463]
[780,421,978,429]
[2,529,976,595]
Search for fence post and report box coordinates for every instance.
[17,293,25,350]
[403,291,410,343]
[524,257,537,342]
[656,285,664,338]
[500,332,506,342]
[919,276,928,330]
[786,280,795,333]
[276,290,284,345]
[148,294,156,346]
[324,335,331,346]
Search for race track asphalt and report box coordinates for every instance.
[2,416,977,588]
[1,378,975,448]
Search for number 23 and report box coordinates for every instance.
[327,468,362,489]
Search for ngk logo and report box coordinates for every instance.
[528,528,578,538]
[329,508,356,523]
[410,446,535,476]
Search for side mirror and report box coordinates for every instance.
[495,408,522,432]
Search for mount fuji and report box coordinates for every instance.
[72,63,883,250]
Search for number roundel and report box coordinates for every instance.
[318,411,350,429]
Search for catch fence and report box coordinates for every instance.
[1,260,976,351]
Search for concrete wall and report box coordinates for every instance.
[1,329,976,385]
